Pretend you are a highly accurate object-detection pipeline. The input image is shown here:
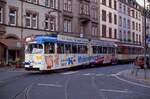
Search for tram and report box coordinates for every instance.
[24,35,143,71]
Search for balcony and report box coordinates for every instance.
[63,11,73,18]
[79,13,90,22]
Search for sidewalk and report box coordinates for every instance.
[121,68,150,84]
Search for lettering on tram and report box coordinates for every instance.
[24,35,143,71]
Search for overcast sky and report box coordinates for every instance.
[136,0,148,6]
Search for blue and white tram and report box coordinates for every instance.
[25,35,90,71]
[24,34,143,71]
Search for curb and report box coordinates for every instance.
[120,69,150,85]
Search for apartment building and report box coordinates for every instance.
[0,0,59,64]
[99,0,143,47]
[118,0,142,45]
[59,0,99,39]
[100,0,118,42]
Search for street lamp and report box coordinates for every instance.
[144,0,150,68]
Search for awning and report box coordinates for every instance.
[0,39,22,50]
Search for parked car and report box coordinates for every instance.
[134,56,150,69]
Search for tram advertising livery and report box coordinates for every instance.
[24,35,143,71]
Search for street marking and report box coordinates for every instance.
[61,71,78,75]
[100,89,130,93]
[95,74,105,76]
[82,73,95,76]
[113,70,150,89]
[38,83,63,88]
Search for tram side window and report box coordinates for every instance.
[98,46,102,53]
[72,44,77,54]
[57,43,64,54]
[65,44,71,53]
[92,46,102,54]
[92,46,96,53]
[44,42,55,54]
[78,45,88,54]
[103,47,107,54]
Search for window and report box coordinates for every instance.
[32,14,37,28]
[92,25,98,36]
[44,15,56,31]
[114,0,117,10]
[45,16,49,30]
[45,0,49,7]
[139,35,141,43]
[45,42,55,54]
[64,0,72,12]
[80,3,90,15]
[127,19,130,29]
[102,24,106,37]
[127,7,130,16]
[114,14,117,24]
[114,29,117,39]
[50,16,56,31]
[123,18,126,28]
[136,34,138,43]
[102,10,106,21]
[50,0,56,8]
[136,11,138,19]
[119,16,122,26]
[25,12,31,27]
[109,0,112,8]
[109,12,112,23]
[57,43,64,54]
[109,27,112,38]
[136,22,138,31]
[132,21,135,30]
[92,6,98,19]
[64,19,72,32]
[0,7,3,23]
[119,30,122,40]
[127,31,131,41]
[102,0,106,5]
[25,12,38,28]
[9,8,17,26]
[123,4,126,14]
[132,10,135,18]
[139,24,141,32]
[119,3,122,12]
[132,32,135,42]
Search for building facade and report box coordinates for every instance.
[58,0,99,39]
[0,0,59,65]
[99,0,143,45]
[0,0,144,66]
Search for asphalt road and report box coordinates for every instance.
[0,64,150,99]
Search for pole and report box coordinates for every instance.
[144,0,147,68]
[20,0,24,67]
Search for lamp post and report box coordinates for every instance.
[144,0,147,68]
[144,0,150,68]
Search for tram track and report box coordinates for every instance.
[12,83,34,99]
